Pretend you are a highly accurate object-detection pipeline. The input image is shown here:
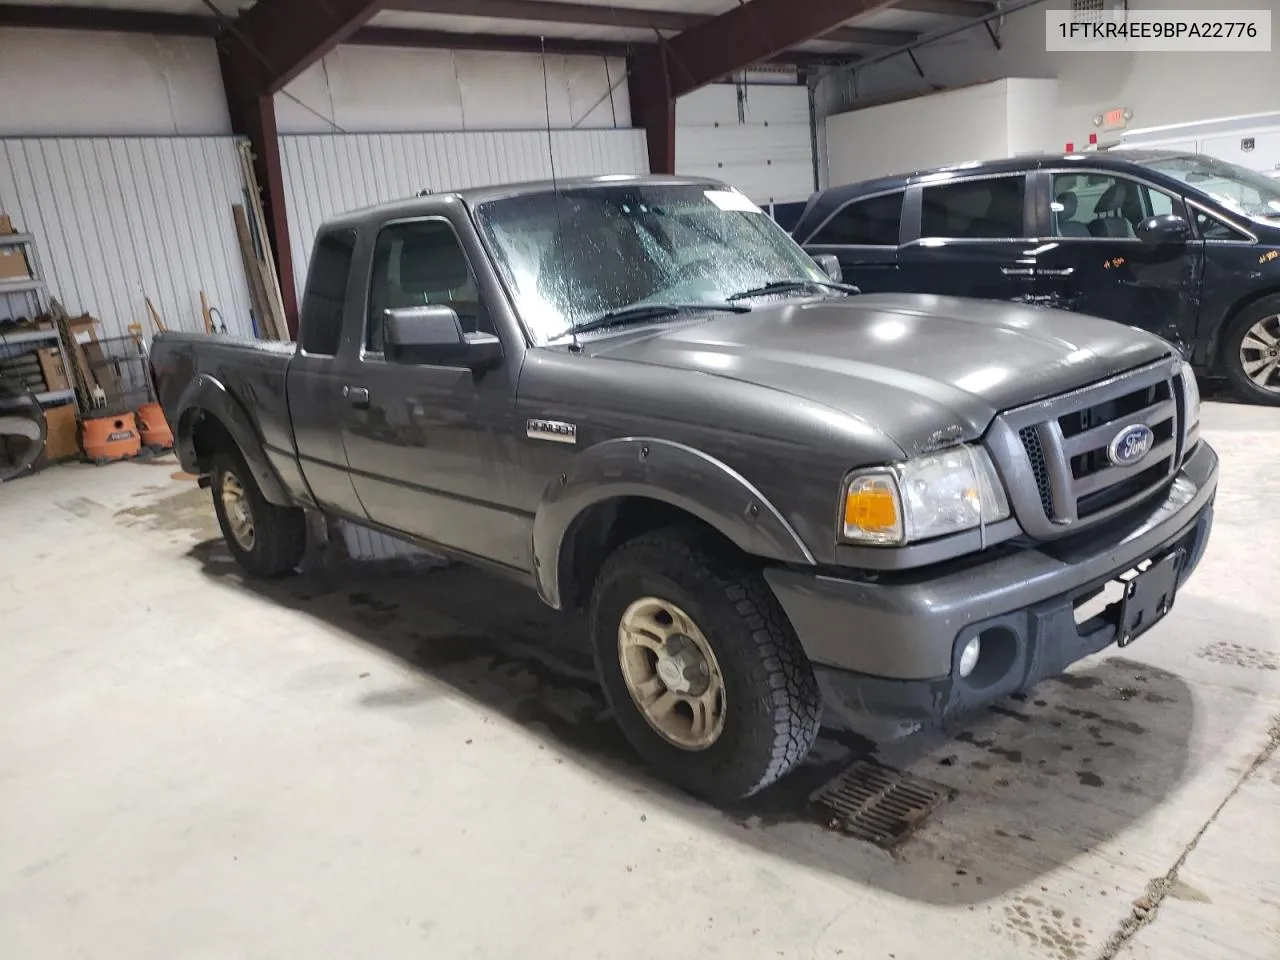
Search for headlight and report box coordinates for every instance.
[1178,360,1201,434]
[841,445,1010,546]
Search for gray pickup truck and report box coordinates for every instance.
[153,174,1218,803]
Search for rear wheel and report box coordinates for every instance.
[1222,299,1280,405]
[210,447,306,577]
[589,528,820,804]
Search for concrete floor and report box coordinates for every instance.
[1,400,1277,960]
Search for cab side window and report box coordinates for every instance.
[1050,173,1179,239]
[299,228,356,355]
[809,192,903,246]
[920,176,1026,239]
[366,219,491,354]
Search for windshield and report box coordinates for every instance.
[1138,154,1280,221]
[473,183,831,342]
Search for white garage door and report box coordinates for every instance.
[0,136,257,341]
[279,129,649,304]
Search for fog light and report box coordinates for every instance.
[958,637,982,678]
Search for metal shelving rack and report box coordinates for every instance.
[0,230,77,412]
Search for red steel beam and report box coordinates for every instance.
[219,53,299,337]
[648,0,897,102]
[224,0,389,95]
[0,5,218,35]
[630,0,895,172]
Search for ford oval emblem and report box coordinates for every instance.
[1107,423,1155,467]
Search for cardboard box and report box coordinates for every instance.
[35,348,69,392]
[0,213,13,235]
[0,247,30,282]
[43,403,80,461]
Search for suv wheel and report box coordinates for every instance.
[211,447,307,577]
[1222,299,1280,405]
[588,528,820,804]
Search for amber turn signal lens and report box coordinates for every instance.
[844,487,898,532]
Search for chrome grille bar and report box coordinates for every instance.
[1061,398,1177,458]
[985,357,1184,540]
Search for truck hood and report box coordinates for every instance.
[588,293,1173,456]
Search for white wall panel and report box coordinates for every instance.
[676,84,814,205]
[0,137,256,341]
[279,128,647,303]
[277,47,630,134]
[816,0,1280,160]
[0,29,230,137]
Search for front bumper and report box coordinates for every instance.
[765,441,1218,731]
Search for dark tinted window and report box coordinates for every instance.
[810,192,903,246]
[366,219,491,353]
[920,176,1026,239]
[299,229,355,355]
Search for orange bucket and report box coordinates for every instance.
[82,413,141,463]
[136,402,173,449]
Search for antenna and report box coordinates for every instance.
[540,35,579,352]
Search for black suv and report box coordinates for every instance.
[793,150,1280,404]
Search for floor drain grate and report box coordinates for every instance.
[810,760,952,848]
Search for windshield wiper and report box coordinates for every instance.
[726,278,861,301]
[550,301,750,341]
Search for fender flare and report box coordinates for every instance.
[532,437,816,608]
[175,373,291,506]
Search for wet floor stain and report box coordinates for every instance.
[113,486,218,540]
[1197,641,1279,671]
[1003,895,1090,958]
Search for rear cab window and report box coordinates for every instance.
[298,228,356,356]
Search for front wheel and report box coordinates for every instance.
[1222,300,1280,405]
[589,528,821,804]
[210,447,306,577]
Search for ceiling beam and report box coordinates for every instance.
[639,0,896,103]
[0,5,218,36]
[0,6,845,68]
[385,0,918,46]
[347,26,842,66]
[893,0,995,16]
[223,0,390,95]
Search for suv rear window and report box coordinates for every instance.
[921,176,1026,239]
[809,192,903,246]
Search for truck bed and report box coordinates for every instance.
[152,332,298,491]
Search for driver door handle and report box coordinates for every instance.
[344,385,370,409]
[1001,266,1035,277]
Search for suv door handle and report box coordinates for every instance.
[1039,267,1075,277]
[1001,266,1035,277]
[343,385,370,408]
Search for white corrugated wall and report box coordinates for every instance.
[279,128,648,303]
[0,136,256,341]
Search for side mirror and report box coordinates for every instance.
[812,253,843,282]
[383,306,502,373]
[1137,214,1191,247]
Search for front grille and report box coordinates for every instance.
[1018,426,1055,519]
[994,360,1184,538]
